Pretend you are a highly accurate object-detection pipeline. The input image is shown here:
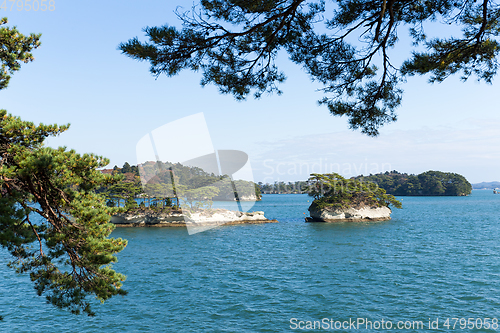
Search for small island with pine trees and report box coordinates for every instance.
[305,173,402,222]
[98,162,275,227]
[99,165,472,226]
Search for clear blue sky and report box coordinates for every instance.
[1,1,499,184]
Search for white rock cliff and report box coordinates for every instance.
[307,205,392,222]
[111,209,276,227]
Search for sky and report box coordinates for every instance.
[1,1,499,184]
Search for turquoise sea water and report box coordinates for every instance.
[1,190,500,332]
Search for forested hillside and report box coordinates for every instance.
[355,171,472,196]
[99,161,261,209]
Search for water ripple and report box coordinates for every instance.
[1,192,500,332]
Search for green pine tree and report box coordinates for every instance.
[121,0,500,135]
[0,18,127,317]
[0,17,40,90]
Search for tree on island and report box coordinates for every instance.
[306,173,402,210]
[120,1,500,135]
[131,160,261,203]
[103,181,142,209]
[0,19,127,317]
[179,185,221,209]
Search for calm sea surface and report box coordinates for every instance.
[1,190,500,332]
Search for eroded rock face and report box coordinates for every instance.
[111,209,276,227]
[307,205,391,222]
[186,210,267,223]
[111,211,185,226]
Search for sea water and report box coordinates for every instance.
[1,190,499,332]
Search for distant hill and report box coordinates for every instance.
[472,181,500,189]
[354,170,472,196]
[100,161,261,206]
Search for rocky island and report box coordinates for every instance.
[305,173,402,223]
[100,160,274,228]
[111,208,277,227]
[307,205,392,222]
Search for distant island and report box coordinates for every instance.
[258,181,308,194]
[305,173,402,222]
[257,170,472,197]
[99,162,268,227]
[354,170,472,196]
[472,181,500,190]
[99,161,262,210]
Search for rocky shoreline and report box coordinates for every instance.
[306,205,392,222]
[111,209,277,227]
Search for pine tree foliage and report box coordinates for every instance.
[120,0,500,135]
[0,19,127,317]
[0,17,41,90]
[305,173,402,210]
[0,111,128,316]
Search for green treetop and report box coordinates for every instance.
[120,0,500,135]
[0,17,41,90]
[306,173,402,210]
